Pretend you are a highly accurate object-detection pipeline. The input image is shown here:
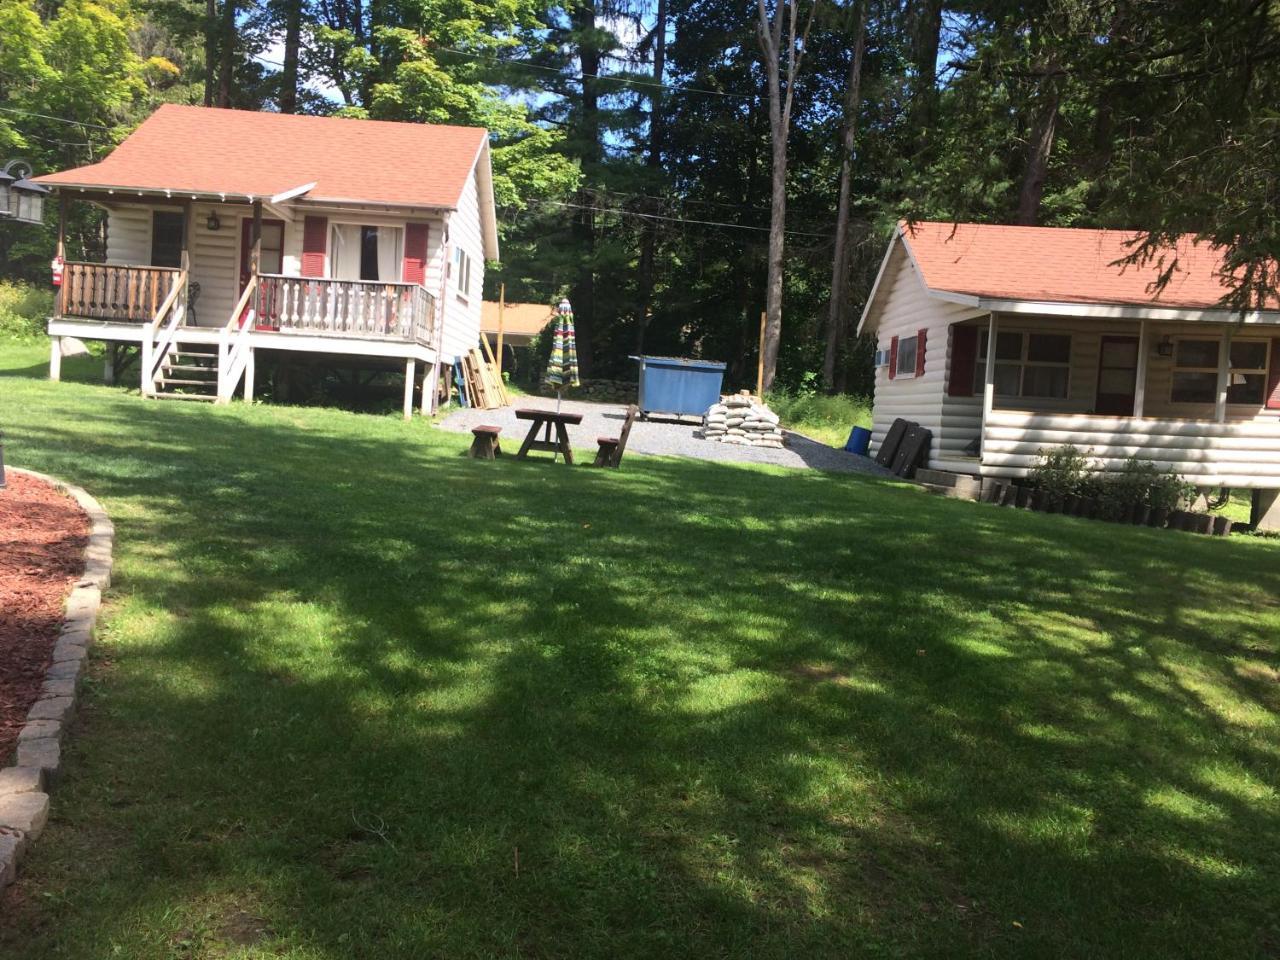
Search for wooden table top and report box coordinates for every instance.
[515,408,584,425]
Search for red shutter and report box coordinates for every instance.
[301,216,327,278]
[916,329,927,377]
[949,325,979,396]
[888,336,899,380]
[402,223,429,285]
[1267,339,1280,410]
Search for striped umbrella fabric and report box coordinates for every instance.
[544,298,580,391]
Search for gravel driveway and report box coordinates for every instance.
[436,396,892,476]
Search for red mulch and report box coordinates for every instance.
[0,473,89,764]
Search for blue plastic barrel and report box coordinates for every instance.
[629,355,727,419]
[846,426,872,456]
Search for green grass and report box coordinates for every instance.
[1,338,1278,959]
[767,389,872,448]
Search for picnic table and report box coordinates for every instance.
[515,408,583,463]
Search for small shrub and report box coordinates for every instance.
[1029,445,1095,503]
[0,281,53,339]
[1096,458,1192,519]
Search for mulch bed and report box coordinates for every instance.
[0,472,89,764]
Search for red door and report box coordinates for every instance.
[1095,336,1139,416]
[239,217,285,328]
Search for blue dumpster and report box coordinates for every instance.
[630,355,727,420]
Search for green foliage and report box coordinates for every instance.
[0,280,52,339]
[766,385,872,448]
[1029,444,1096,502]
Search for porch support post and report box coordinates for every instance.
[981,312,998,459]
[55,195,68,317]
[421,362,436,416]
[1215,325,1232,423]
[1133,319,1148,418]
[181,200,193,273]
[243,348,255,402]
[49,336,62,382]
[403,358,416,419]
[250,200,263,278]
[103,344,116,386]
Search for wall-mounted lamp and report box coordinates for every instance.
[206,211,221,231]
[0,160,48,224]
[1155,334,1173,358]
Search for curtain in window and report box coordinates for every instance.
[376,227,401,283]
[330,225,403,282]
[330,225,362,281]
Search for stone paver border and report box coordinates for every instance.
[0,468,113,891]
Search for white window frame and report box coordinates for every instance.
[453,247,473,303]
[895,336,918,378]
[327,221,404,283]
[1167,337,1223,407]
[974,330,1072,399]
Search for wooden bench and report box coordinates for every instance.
[469,425,502,460]
[593,404,639,468]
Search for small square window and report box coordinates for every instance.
[1027,333,1071,364]
[1230,340,1267,371]
[1175,339,1219,369]
[1171,371,1218,404]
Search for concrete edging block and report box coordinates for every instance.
[1,468,114,891]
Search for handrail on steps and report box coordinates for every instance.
[140,270,189,397]
[217,277,259,403]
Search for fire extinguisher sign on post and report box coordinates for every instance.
[51,255,64,287]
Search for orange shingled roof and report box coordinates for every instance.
[901,220,1277,311]
[480,301,554,338]
[34,104,488,209]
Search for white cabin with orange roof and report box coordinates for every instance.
[34,104,499,416]
[858,221,1280,528]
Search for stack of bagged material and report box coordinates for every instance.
[700,392,785,448]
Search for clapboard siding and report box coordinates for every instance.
[983,410,1280,487]
[439,167,485,362]
[868,245,984,467]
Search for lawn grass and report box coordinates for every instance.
[767,389,873,448]
[1,337,1278,959]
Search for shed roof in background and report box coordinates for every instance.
[481,301,554,342]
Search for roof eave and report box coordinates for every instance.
[936,293,1280,323]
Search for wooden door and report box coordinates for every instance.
[239,217,285,328]
[1095,336,1139,416]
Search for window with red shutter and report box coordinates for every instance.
[300,216,327,278]
[402,223,429,286]
[916,329,927,377]
[888,336,899,380]
[1267,339,1280,410]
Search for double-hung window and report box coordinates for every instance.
[895,336,918,378]
[975,331,1071,399]
[1173,337,1269,404]
[453,247,473,300]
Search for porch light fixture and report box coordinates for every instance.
[1156,334,1173,358]
[206,211,221,231]
[0,160,48,225]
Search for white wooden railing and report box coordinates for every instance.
[982,409,1280,487]
[140,271,189,397]
[252,274,436,344]
[217,276,259,404]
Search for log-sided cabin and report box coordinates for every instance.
[858,221,1280,529]
[34,104,499,416]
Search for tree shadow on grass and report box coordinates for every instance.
[0,389,1277,958]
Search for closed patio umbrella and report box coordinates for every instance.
[544,298,580,411]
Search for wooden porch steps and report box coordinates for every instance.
[154,344,219,402]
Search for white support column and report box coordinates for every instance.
[981,313,998,457]
[1133,319,1148,419]
[420,362,436,416]
[49,337,62,382]
[103,345,116,386]
[403,358,416,420]
[243,348,255,402]
[1215,326,1232,423]
[140,336,154,396]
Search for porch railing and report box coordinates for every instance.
[57,262,183,323]
[982,409,1280,486]
[252,275,437,345]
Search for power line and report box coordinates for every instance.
[0,106,115,132]
[528,198,830,239]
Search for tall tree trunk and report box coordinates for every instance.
[279,0,302,113]
[204,0,216,106]
[821,0,868,392]
[635,0,667,355]
[908,0,944,134]
[1017,73,1061,225]
[570,0,602,377]
[756,0,815,393]
[217,0,236,108]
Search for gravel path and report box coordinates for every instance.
[436,396,892,476]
